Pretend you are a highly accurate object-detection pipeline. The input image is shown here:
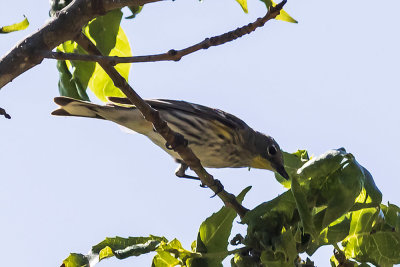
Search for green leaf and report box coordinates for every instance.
[114,240,161,259]
[381,203,400,231]
[56,59,88,100]
[85,9,131,102]
[56,9,131,102]
[71,46,95,98]
[291,175,317,239]
[319,160,364,228]
[235,0,248,13]
[87,9,123,56]
[362,166,382,205]
[61,236,166,267]
[275,150,309,188]
[242,190,300,263]
[126,6,143,19]
[62,253,89,267]
[87,26,131,102]
[296,148,347,180]
[259,249,293,267]
[91,235,166,255]
[0,16,29,33]
[98,246,114,260]
[57,42,92,101]
[193,186,251,266]
[307,214,351,255]
[152,251,180,267]
[260,0,297,23]
[231,253,259,267]
[91,235,166,263]
[242,190,297,226]
[153,238,200,266]
[275,228,298,264]
[342,206,400,266]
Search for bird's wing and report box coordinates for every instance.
[108,97,249,130]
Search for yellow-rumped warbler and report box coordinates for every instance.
[52,96,289,180]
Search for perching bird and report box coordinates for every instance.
[52,96,289,180]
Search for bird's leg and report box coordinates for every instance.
[175,160,207,187]
[175,160,226,197]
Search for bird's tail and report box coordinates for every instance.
[52,97,108,119]
[52,97,152,134]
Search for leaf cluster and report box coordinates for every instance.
[41,1,399,266]
[61,149,400,267]
[241,148,399,266]
[53,0,295,104]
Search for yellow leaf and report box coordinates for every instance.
[0,16,29,33]
[263,0,297,23]
[235,0,248,13]
[88,27,132,102]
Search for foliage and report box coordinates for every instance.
[55,0,296,103]
[61,148,400,266]
[20,0,400,266]
[56,9,131,102]
[0,16,29,33]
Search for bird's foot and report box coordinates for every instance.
[175,162,207,188]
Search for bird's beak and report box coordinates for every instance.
[275,165,290,180]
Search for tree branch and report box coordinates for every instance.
[75,32,249,218]
[0,0,161,89]
[40,1,287,65]
[0,106,11,119]
[0,0,287,217]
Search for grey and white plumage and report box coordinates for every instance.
[52,96,289,179]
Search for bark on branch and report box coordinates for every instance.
[41,1,287,65]
[0,106,11,119]
[75,32,250,218]
[0,0,161,89]
[0,0,288,218]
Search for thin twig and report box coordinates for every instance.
[75,32,250,218]
[42,1,287,65]
[0,106,11,119]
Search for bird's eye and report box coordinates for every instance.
[267,145,277,156]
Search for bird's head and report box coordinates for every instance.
[250,133,289,180]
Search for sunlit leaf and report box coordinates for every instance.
[56,9,131,102]
[260,0,297,23]
[61,235,166,267]
[297,148,347,180]
[291,175,317,239]
[235,0,248,13]
[192,187,251,266]
[91,236,167,257]
[342,206,400,266]
[87,9,123,56]
[62,253,89,267]
[88,25,131,102]
[152,251,180,267]
[153,238,199,266]
[275,150,309,188]
[0,16,29,33]
[307,214,351,255]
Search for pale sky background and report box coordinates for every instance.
[1,0,399,266]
